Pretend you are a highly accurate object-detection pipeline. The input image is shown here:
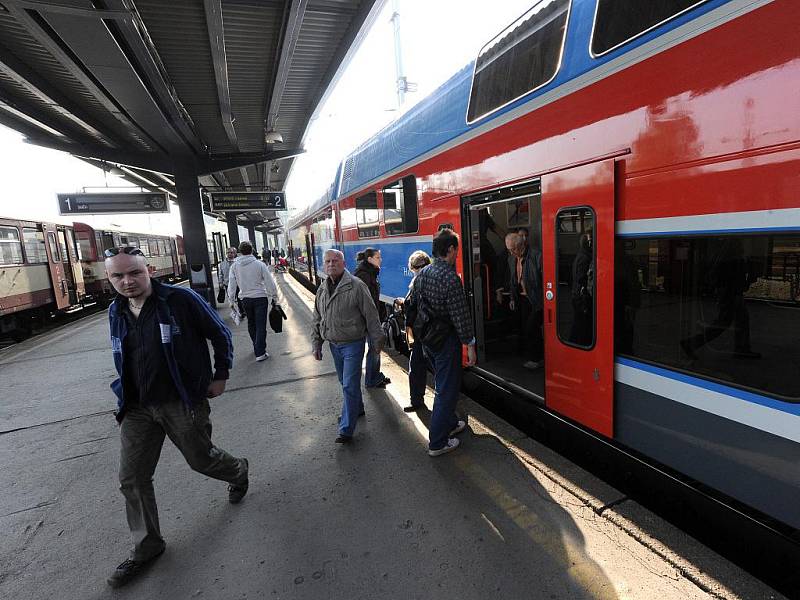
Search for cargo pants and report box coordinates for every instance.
[118,396,247,561]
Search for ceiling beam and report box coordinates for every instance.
[264,0,309,136]
[204,0,238,152]
[23,136,172,172]
[197,148,304,175]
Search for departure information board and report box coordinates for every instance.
[57,192,169,214]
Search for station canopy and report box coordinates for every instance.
[0,0,384,231]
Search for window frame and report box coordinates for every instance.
[382,175,419,237]
[589,0,709,58]
[0,225,25,266]
[466,0,572,125]
[555,205,596,350]
[355,190,380,239]
[22,227,48,264]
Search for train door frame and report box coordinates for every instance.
[540,159,615,438]
[461,179,545,403]
[62,226,85,300]
[305,231,319,287]
[41,222,70,309]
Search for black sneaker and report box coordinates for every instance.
[107,549,164,588]
[335,434,353,444]
[228,458,249,504]
[403,404,423,413]
[380,374,391,385]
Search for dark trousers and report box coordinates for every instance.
[119,397,246,561]
[518,299,544,362]
[408,341,429,406]
[241,297,269,356]
[424,335,462,451]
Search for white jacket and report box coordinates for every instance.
[227,255,278,303]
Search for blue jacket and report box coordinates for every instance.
[108,279,234,422]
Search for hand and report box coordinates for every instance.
[206,379,226,398]
[509,299,515,311]
[313,346,323,361]
[466,344,477,367]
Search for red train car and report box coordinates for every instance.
[289,0,800,535]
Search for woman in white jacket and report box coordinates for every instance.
[227,241,279,361]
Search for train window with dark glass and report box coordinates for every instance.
[47,232,60,262]
[58,230,69,263]
[356,191,379,238]
[467,0,570,123]
[22,228,48,263]
[555,208,595,349]
[591,0,707,56]
[0,226,24,265]
[617,233,800,400]
[383,175,418,236]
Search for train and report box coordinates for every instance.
[287,0,800,536]
[0,218,187,340]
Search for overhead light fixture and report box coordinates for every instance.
[264,129,283,144]
[270,162,280,173]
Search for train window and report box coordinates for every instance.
[22,228,48,263]
[591,0,707,57]
[555,207,595,349]
[77,230,95,261]
[467,0,570,123]
[47,232,60,262]
[149,239,159,256]
[0,226,24,265]
[356,191,379,238]
[618,233,800,401]
[383,175,419,236]
[58,230,69,263]
[159,239,167,255]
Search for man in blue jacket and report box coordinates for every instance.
[103,247,249,588]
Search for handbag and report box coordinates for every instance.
[217,285,226,304]
[269,300,287,333]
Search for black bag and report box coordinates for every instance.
[409,277,451,352]
[217,285,226,304]
[269,300,287,333]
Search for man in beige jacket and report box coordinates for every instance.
[312,249,384,444]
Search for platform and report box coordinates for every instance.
[0,272,785,599]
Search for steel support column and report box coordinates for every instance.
[260,230,269,256]
[227,215,240,249]
[245,223,257,254]
[175,167,215,305]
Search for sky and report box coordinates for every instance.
[0,0,534,235]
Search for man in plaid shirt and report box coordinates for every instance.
[414,228,477,456]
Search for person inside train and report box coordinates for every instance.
[680,237,761,360]
[569,232,594,346]
[354,247,391,388]
[394,249,433,412]
[503,231,544,370]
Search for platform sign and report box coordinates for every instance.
[210,191,286,212]
[57,192,169,215]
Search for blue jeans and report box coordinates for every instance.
[329,339,366,437]
[241,297,268,356]
[424,335,462,451]
[364,343,382,386]
[408,341,429,406]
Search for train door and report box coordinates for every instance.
[305,232,319,286]
[63,227,85,299]
[540,160,615,437]
[463,180,545,400]
[41,223,70,309]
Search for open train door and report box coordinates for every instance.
[541,160,615,438]
[41,222,71,309]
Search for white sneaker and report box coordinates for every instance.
[256,353,270,362]
[449,420,466,436]
[523,360,543,370]
[428,437,460,457]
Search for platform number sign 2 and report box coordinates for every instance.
[272,194,283,208]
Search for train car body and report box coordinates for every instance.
[288,0,800,533]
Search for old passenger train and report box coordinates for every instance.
[0,218,187,339]
[287,0,800,536]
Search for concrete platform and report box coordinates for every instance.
[0,273,785,600]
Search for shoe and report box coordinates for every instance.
[228,458,249,504]
[733,349,761,359]
[380,374,391,384]
[449,420,466,436]
[335,434,353,444]
[107,548,164,588]
[522,360,544,370]
[679,340,697,360]
[428,437,460,457]
[403,404,423,413]
[366,381,387,389]
[256,353,270,362]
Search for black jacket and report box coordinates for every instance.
[354,260,386,320]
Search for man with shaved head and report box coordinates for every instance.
[103,247,249,588]
[312,249,383,444]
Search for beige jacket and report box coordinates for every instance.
[312,270,384,349]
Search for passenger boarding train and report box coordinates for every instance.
[0,218,187,339]
[288,0,800,534]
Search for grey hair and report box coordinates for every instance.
[323,249,344,260]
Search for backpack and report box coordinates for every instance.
[408,274,451,352]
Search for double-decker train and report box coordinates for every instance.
[288,0,800,536]
[0,218,187,340]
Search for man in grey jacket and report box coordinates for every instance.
[312,249,383,444]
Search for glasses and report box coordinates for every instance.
[104,246,144,258]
